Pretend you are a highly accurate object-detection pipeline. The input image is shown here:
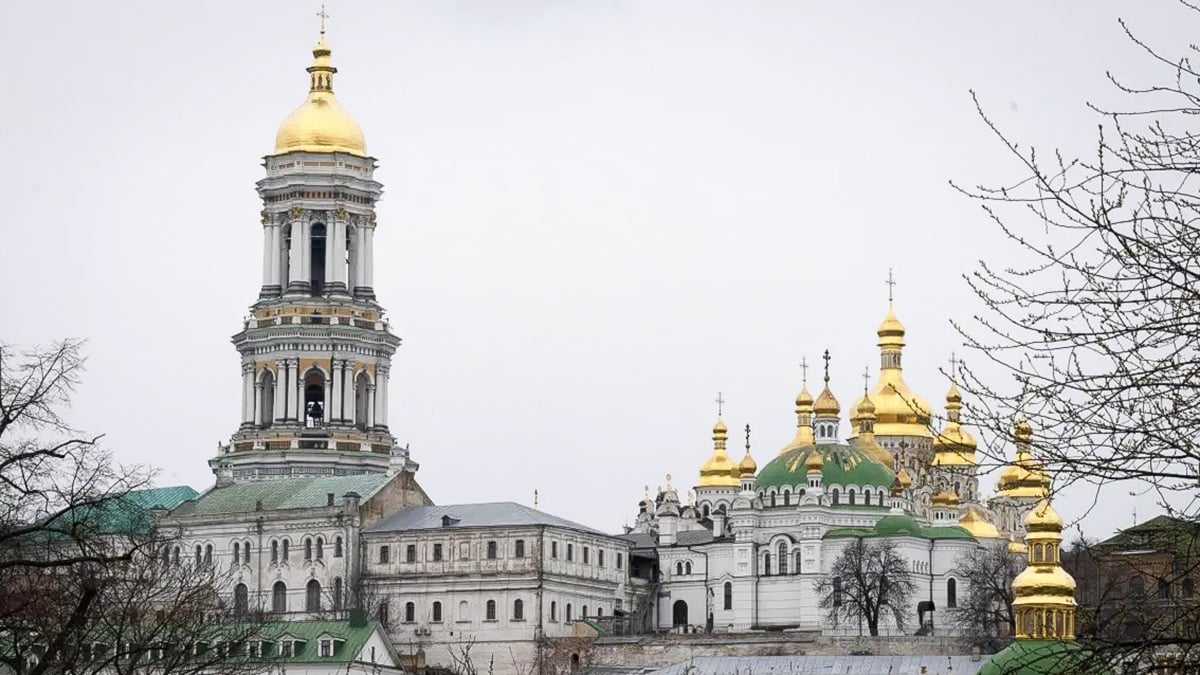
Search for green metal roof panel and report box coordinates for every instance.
[977,639,1105,675]
[757,443,895,491]
[823,516,976,541]
[175,475,391,516]
[260,619,382,663]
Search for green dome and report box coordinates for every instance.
[978,639,1106,675]
[874,513,925,536]
[757,443,894,491]
[824,515,975,541]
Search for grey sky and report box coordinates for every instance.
[1,1,1184,538]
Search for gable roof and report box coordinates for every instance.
[257,619,392,664]
[1097,514,1200,556]
[365,501,607,536]
[171,474,391,517]
[50,484,199,537]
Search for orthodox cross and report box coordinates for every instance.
[949,352,959,382]
[799,356,809,386]
[862,366,870,394]
[822,349,831,384]
[533,489,539,511]
[715,391,725,417]
[886,268,896,303]
[316,4,329,36]
[744,423,752,451]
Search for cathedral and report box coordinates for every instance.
[153,19,1068,675]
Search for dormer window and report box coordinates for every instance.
[320,639,333,657]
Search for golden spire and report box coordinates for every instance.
[738,423,757,478]
[933,354,978,466]
[1012,500,1077,640]
[782,357,816,454]
[697,395,740,488]
[812,349,840,417]
[997,416,1052,498]
[274,7,367,156]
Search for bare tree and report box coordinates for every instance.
[952,1,1200,668]
[951,545,1024,647]
[817,538,916,637]
[0,340,266,675]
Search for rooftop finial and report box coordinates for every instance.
[886,268,896,303]
[744,423,751,451]
[949,352,959,383]
[316,4,329,38]
[715,391,725,418]
[533,488,539,511]
[822,349,831,384]
[862,366,870,394]
[800,356,809,386]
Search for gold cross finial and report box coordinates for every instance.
[715,391,725,418]
[822,349,831,384]
[949,352,958,382]
[863,366,870,394]
[316,4,329,37]
[744,423,752,451]
[886,268,896,303]
[799,357,809,386]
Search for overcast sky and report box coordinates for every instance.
[1,1,1187,538]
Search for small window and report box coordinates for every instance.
[685,561,692,575]
[1158,578,1170,600]
[566,603,573,621]
[764,553,771,576]
[676,561,683,576]
[487,541,497,559]
[404,602,415,623]
[617,553,624,570]
[551,541,559,558]
[723,581,732,610]
[316,537,324,560]
[582,605,589,618]
[513,598,524,621]
[334,536,343,558]
[598,550,605,567]
[433,543,443,561]
[515,540,525,558]
[486,600,497,621]
[947,578,958,608]
[833,577,843,607]
[282,539,290,561]
[567,544,574,562]
[377,601,389,627]
[306,579,321,611]
[406,544,417,563]
[778,543,788,575]
[305,538,313,561]
[379,545,390,564]
[432,601,443,622]
[233,543,240,564]
[195,545,202,566]
[550,601,558,621]
[319,639,333,657]
[243,541,250,563]
[583,546,590,564]
[333,577,343,609]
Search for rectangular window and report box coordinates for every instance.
[486,541,497,560]
[319,640,332,657]
[567,544,574,562]
[583,546,590,564]
[432,601,443,622]
[598,550,605,567]
[617,553,623,570]
[514,540,525,558]
[551,541,558,559]
[406,544,417,563]
[379,545,390,564]
[433,543,443,562]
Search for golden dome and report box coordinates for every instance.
[877,303,906,346]
[931,489,960,508]
[796,386,814,409]
[1008,539,1028,555]
[997,417,1052,499]
[813,385,840,417]
[805,450,824,473]
[738,452,757,477]
[854,394,895,468]
[852,302,932,438]
[274,35,367,156]
[958,507,1001,538]
[780,384,816,454]
[697,418,740,488]
[1026,500,1063,531]
[932,381,977,466]
[896,467,913,488]
[1012,499,1077,640]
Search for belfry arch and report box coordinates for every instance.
[303,368,326,427]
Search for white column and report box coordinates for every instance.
[293,358,304,421]
[363,227,375,291]
[299,221,312,292]
[273,362,286,423]
[376,366,389,428]
[324,368,334,424]
[327,220,345,293]
[242,364,254,424]
[261,226,274,289]
[288,220,305,291]
[366,384,376,428]
[254,379,264,426]
[270,225,283,288]
[331,359,344,422]
[353,226,366,292]
[343,364,356,424]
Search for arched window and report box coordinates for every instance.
[377,601,389,627]
[831,489,840,506]
[272,581,287,613]
[947,578,958,608]
[160,547,170,566]
[194,545,202,566]
[172,546,180,565]
[242,541,250,564]
[303,369,325,428]
[582,605,588,618]
[355,372,371,430]
[234,583,248,615]
[513,599,524,621]
[271,540,279,563]
[778,543,788,575]
[783,490,790,506]
[306,580,321,611]
[849,489,856,505]
[305,538,313,561]
[764,553,772,576]
[259,370,275,428]
[550,601,558,621]
[1184,579,1196,599]
[310,223,326,294]
[433,601,443,622]
[1158,579,1170,600]
[597,607,603,617]
[458,600,468,620]
[685,561,692,575]
[204,544,213,566]
[676,562,684,576]
[833,577,843,607]
[864,491,872,506]
[333,577,343,610]
[486,600,497,621]
[770,493,777,507]
[232,542,240,564]
[404,602,415,623]
[334,536,343,557]
[723,582,732,610]
[794,550,802,574]
[702,504,710,518]
[316,537,324,560]
[282,539,290,561]
[566,603,573,621]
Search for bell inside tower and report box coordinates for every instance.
[304,370,326,427]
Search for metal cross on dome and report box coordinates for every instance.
[715,391,725,418]
[799,356,809,385]
[822,349,831,383]
[886,268,896,303]
[316,4,329,36]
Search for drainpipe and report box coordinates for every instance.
[536,526,546,675]
[928,539,935,635]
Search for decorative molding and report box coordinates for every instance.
[289,205,304,220]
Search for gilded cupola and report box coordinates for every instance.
[1012,500,1077,640]
[274,20,367,156]
[812,350,842,443]
[933,360,978,467]
[997,416,1052,499]
[779,361,816,455]
[852,275,933,439]
[697,417,741,488]
[854,383,895,469]
[738,423,758,478]
[958,506,1001,538]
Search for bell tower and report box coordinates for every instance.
[211,21,413,482]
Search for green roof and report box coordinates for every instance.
[172,475,391,517]
[260,619,385,664]
[978,639,1106,675]
[50,485,199,537]
[757,443,894,491]
[824,513,975,541]
[1096,515,1200,557]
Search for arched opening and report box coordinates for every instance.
[272,581,287,613]
[672,600,689,627]
[685,561,692,575]
[833,577,843,606]
[433,601,442,622]
[355,371,371,430]
[778,543,788,574]
[794,550,802,574]
[458,600,468,620]
[377,601,389,627]
[947,577,957,608]
[306,580,321,611]
[242,541,250,564]
[570,653,581,673]
[486,599,497,621]
[513,599,524,620]
[702,504,710,518]
[405,602,415,623]
[259,369,275,428]
[849,489,856,505]
[333,577,343,610]
[335,536,343,557]
[764,553,771,576]
[304,369,326,428]
[723,582,732,610]
[675,562,683,576]
[310,223,326,294]
[566,603,573,621]
[234,583,248,615]
[305,538,313,561]
[831,488,840,505]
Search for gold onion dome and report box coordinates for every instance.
[958,506,1001,538]
[780,382,816,454]
[855,394,895,468]
[813,385,840,417]
[852,301,933,438]
[738,451,757,478]
[274,31,367,156]
[931,489,960,508]
[805,450,824,473]
[997,416,1052,498]
[896,467,913,488]
[697,418,740,488]
[1012,500,1077,640]
[933,379,978,466]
